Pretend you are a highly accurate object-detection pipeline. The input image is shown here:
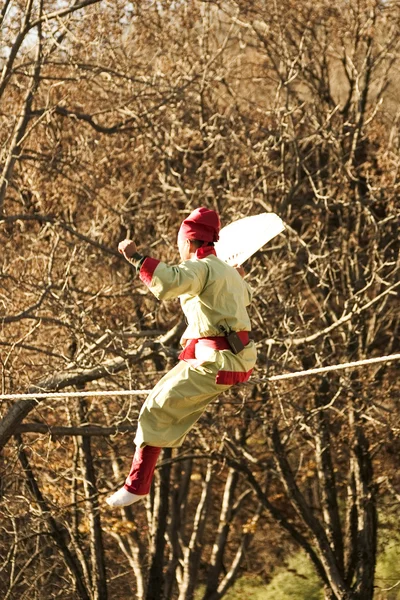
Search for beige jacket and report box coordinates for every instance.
[139,253,253,340]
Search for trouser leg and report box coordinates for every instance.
[124,445,161,495]
[134,360,230,448]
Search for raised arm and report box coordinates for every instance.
[118,238,208,300]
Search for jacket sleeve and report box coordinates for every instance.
[139,257,208,300]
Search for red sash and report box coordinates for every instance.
[179,331,249,361]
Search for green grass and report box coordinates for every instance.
[224,553,323,600]
[195,523,400,600]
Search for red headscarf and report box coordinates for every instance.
[179,207,220,242]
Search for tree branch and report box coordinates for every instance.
[15,422,137,436]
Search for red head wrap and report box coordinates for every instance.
[179,207,220,243]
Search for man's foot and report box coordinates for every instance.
[106,488,147,508]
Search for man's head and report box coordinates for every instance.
[178,207,220,260]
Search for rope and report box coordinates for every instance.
[253,353,400,383]
[0,353,398,402]
[0,389,152,401]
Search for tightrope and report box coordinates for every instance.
[0,353,398,401]
[255,353,400,382]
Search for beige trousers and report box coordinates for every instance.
[134,342,256,448]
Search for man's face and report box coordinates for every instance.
[178,232,191,261]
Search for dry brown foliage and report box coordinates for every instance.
[1,1,399,599]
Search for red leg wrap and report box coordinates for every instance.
[124,445,161,495]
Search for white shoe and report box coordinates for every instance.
[106,488,148,508]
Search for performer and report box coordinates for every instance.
[107,207,257,507]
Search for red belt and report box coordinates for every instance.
[179,331,249,361]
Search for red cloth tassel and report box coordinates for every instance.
[124,445,161,495]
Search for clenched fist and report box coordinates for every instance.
[118,239,137,260]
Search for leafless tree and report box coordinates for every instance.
[1,1,399,599]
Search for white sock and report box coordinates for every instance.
[106,487,147,508]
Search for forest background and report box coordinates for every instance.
[0,1,399,599]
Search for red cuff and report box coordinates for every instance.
[215,369,253,385]
[139,257,160,286]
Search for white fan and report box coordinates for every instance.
[215,212,285,266]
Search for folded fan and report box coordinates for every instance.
[215,212,285,266]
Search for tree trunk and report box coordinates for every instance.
[145,448,172,600]
[349,390,377,600]
[15,434,91,600]
[178,461,213,600]
[77,399,108,600]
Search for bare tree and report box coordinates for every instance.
[1,1,399,599]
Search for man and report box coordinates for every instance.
[107,207,257,507]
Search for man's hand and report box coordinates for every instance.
[118,239,137,260]
[234,264,245,278]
